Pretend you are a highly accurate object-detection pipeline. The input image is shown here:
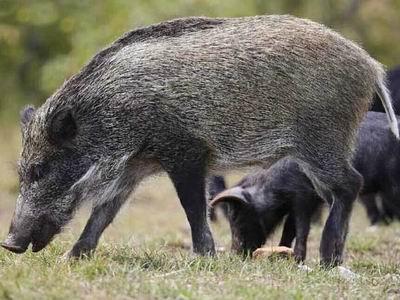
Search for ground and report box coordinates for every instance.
[0,128,399,299]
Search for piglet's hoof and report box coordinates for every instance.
[252,246,294,259]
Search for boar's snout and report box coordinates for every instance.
[2,204,60,254]
[2,196,33,254]
[2,217,60,254]
[1,233,30,254]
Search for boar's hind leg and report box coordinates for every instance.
[300,162,362,267]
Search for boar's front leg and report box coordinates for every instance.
[66,196,129,258]
[159,138,216,256]
[169,165,216,255]
[66,159,143,258]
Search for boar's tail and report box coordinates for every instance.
[375,77,399,139]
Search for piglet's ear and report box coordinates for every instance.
[20,105,36,130]
[47,107,77,145]
[209,186,249,208]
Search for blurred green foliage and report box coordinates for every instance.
[1,0,399,123]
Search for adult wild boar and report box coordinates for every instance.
[2,15,398,267]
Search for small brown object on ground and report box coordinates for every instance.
[253,246,294,259]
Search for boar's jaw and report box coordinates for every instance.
[31,216,61,252]
[31,240,50,253]
[1,233,30,254]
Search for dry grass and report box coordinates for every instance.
[0,127,399,299]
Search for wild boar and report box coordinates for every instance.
[2,15,398,267]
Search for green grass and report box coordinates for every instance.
[0,235,399,299]
[0,128,400,299]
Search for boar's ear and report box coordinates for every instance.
[20,105,36,131]
[47,107,77,145]
[209,186,249,208]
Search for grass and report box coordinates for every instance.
[0,127,400,299]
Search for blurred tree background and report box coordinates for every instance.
[0,0,399,124]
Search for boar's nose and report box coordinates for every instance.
[1,233,30,254]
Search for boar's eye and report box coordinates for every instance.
[28,163,47,183]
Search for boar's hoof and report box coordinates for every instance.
[63,249,92,260]
[65,240,96,259]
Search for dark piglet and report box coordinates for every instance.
[209,159,323,263]
[354,112,400,224]
[369,68,399,224]
[2,16,398,267]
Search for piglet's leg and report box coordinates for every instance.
[293,196,322,263]
[279,213,296,248]
[359,193,382,225]
[293,212,311,263]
